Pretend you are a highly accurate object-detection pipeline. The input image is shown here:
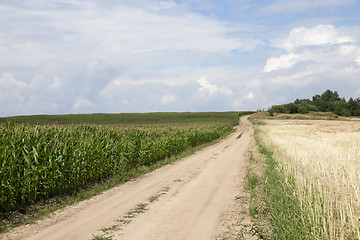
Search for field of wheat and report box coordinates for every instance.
[257,119,360,239]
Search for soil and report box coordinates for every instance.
[1,116,256,240]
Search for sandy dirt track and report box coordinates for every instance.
[2,116,255,240]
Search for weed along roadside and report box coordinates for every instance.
[248,116,360,239]
[91,186,171,240]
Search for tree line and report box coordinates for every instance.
[269,90,360,117]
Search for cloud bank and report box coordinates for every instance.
[263,25,360,88]
[0,1,360,116]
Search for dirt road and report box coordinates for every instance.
[2,116,255,240]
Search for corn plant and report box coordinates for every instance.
[0,123,232,213]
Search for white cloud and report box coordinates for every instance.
[0,72,74,116]
[0,1,359,116]
[72,97,95,111]
[265,25,358,73]
[197,76,233,96]
[283,25,355,51]
[104,77,187,88]
[270,68,319,87]
[0,73,27,115]
[69,2,246,57]
[339,45,359,56]
[264,24,360,89]
[243,92,255,100]
[0,37,48,67]
[160,94,176,104]
[336,65,360,85]
[99,77,179,107]
[30,75,63,93]
[0,0,255,85]
[50,76,63,89]
[232,91,259,109]
[355,55,360,66]
[0,72,27,92]
[264,53,301,72]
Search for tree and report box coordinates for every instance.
[347,97,359,115]
[341,109,351,117]
[298,106,309,114]
[320,90,341,102]
[284,103,299,114]
[354,108,360,117]
[312,94,321,102]
[271,105,290,114]
[268,90,360,117]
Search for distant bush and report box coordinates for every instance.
[268,90,360,117]
[298,106,309,114]
[341,109,351,117]
[354,109,360,117]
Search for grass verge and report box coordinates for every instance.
[248,134,313,239]
[250,111,360,121]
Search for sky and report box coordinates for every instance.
[1,0,360,116]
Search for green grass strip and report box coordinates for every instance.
[259,145,311,239]
[249,142,313,239]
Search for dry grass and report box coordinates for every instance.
[257,119,360,239]
[250,111,360,121]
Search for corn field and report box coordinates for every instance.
[0,122,233,213]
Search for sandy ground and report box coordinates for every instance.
[2,116,255,240]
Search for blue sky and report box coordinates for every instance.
[1,0,360,116]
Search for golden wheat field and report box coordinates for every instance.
[257,119,360,239]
